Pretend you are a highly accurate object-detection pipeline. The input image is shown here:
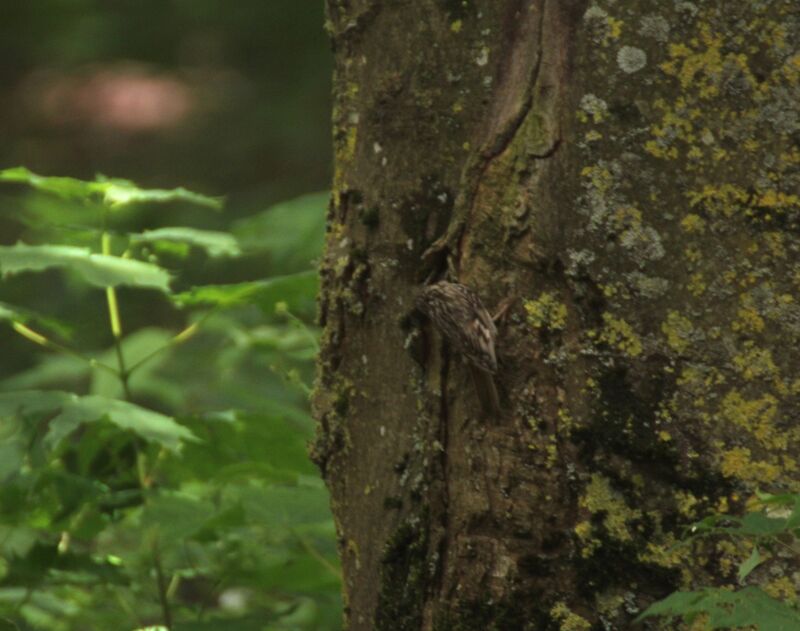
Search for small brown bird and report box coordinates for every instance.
[416,281,501,416]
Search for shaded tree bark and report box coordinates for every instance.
[313,1,800,629]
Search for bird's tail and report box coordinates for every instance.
[469,365,501,418]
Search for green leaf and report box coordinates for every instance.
[637,587,800,629]
[233,192,327,271]
[0,301,72,339]
[98,178,222,210]
[737,511,788,537]
[0,354,87,391]
[140,491,216,542]
[173,618,271,631]
[737,547,763,584]
[0,167,97,201]
[173,271,318,317]
[0,390,198,452]
[89,327,181,405]
[50,396,199,452]
[232,484,332,530]
[130,227,240,258]
[0,390,67,419]
[0,243,171,291]
[0,167,222,210]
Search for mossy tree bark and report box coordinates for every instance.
[313,1,800,629]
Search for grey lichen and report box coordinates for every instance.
[617,46,648,74]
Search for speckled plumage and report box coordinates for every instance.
[416,281,501,415]
[416,281,497,372]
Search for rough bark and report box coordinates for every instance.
[313,1,800,629]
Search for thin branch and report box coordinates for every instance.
[126,308,218,377]
[101,231,131,400]
[152,541,173,630]
[292,529,342,580]
[11,321,119,377]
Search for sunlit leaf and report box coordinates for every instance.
[0,243,171,291]
[130,227,240,258]
[173,271,318,317]
[0,167,97,201]
[0,167,222,210]
[99,178,222,210]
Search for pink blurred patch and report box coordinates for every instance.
[23,65,195,132]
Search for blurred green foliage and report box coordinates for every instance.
[0,170,337,631]
[0,4,336,629]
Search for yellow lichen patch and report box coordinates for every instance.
[639,533,689,571]
[662,311,694,354]
[344,126,358,161]
[731,295,765,334]
[660,25,755,99]
[674,490,700,518]
[450,19,463,33]
[680,213,706,233]
[686,183,750,217]
[580,474,643,544]
[599,313,643,357]
[718,391,784,450]
[732,344,779,382]
[687,273,706,296]
[524,292,568,330]
[755,188,800,209]
[765,576,797,601]
[720,447,781,485]
[644,140,679,160]
[334,255,351,278]
[580,164,614,192]
[607,17,623,41]
[550,602,592,631]
[715,539,749,577]
[763,232,787,259]
[684,245,702,264]
[610,205,643,232]
[595,591,625,619]
[558,407,577,432]
[574,520,598,558]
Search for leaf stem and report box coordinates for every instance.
[101,231,132,400]
[293,529,342,580]
[11,321,119,377]
[280,306,319,353]
[125,308,217,377]
[153,541,173,630]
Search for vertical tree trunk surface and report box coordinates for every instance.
[314,1,800,629]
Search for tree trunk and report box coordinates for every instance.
[313,1,800,629]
